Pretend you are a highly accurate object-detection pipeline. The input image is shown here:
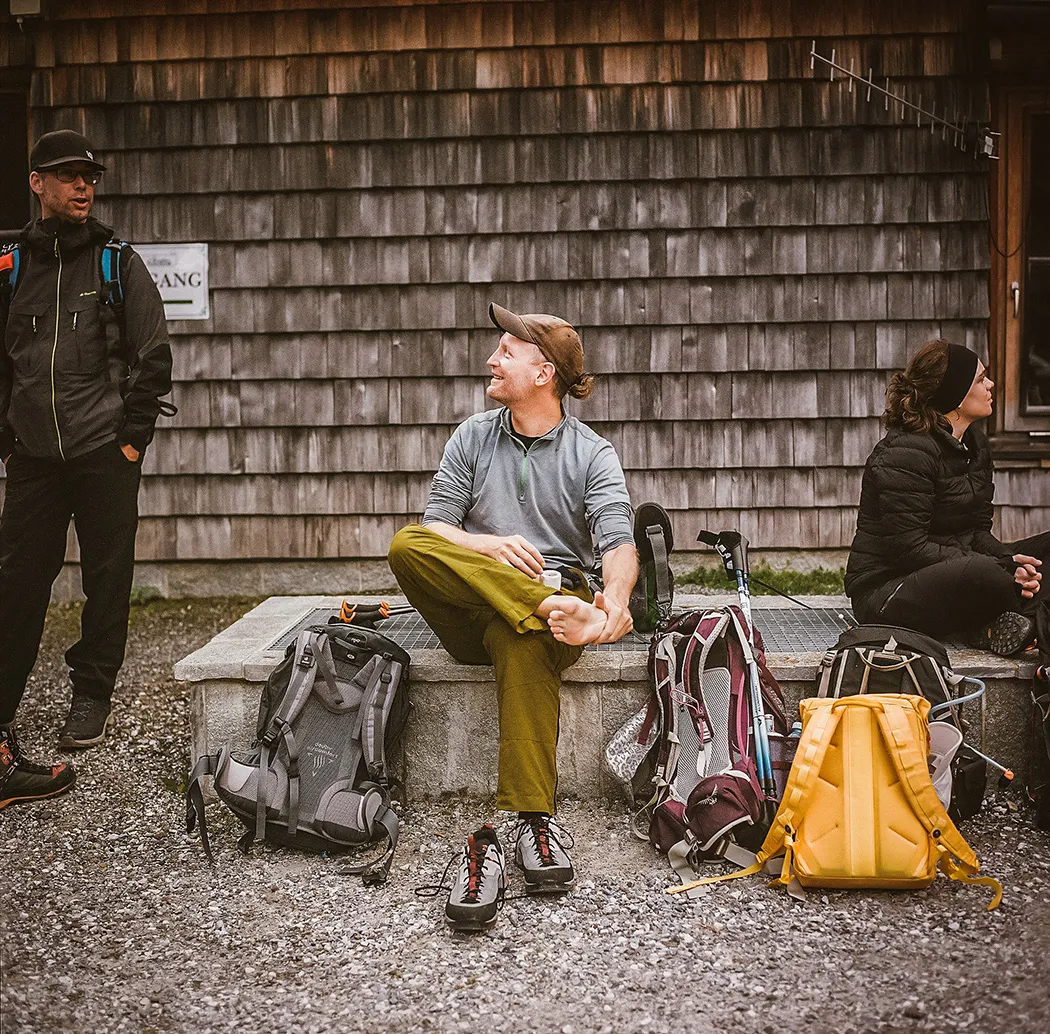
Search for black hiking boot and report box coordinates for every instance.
[58,694,112,749]
[0,727,76,809]
[967,612,1035,657]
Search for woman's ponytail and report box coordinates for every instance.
[884,340,952,432]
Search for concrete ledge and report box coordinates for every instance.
[176,595,1038,801]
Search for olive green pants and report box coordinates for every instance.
[387,524,588,814]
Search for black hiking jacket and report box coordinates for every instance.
[0,215,172,462]
[844,424,1014,609]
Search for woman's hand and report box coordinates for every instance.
[1012,554,1042,598]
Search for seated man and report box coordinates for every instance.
[388,302,637,930]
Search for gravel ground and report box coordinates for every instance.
[2,599,1049,1034]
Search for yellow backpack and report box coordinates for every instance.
[669,694,1003,910]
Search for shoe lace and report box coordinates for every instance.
[414,827,503,905]
[0,727,24,765]
[517,816,574,868]
[462,831,489,902]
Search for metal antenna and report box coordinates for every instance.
[810,41,999,159]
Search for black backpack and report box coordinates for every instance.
[814,624,987,821]
[186,623,410,884]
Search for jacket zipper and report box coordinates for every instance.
[51,237,66,460]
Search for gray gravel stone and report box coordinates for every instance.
[2,599,1049,1034]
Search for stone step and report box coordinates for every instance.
[175,595,1040,801]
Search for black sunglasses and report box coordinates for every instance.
[49,168,103,185]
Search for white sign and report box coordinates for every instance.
[136,243,210,321]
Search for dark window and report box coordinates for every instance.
[1022,113,1050,413]
[0,91,30,234]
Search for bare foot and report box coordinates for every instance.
[546,595,608,646]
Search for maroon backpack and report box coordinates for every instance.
[604,606,793,876]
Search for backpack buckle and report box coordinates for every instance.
[298,644,314,669]
[261,716,289,748]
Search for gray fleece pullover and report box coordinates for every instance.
[422,407,634,576]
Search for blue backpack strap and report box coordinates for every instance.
[99,238,131,313]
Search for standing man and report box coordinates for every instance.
[0,130,173,808]
[388,302,637,930]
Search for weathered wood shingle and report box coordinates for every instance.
[2,0,1030,567]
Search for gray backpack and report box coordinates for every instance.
[186,623,410,884]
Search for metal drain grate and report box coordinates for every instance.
[755,606,855,652]
[268,606,856,655]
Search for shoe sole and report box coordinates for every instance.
[0,774,77,809]
[58,713,111,750]
[445,914,499,932]
[521,877,575,895]
[516,855,575,894]
[988,614,1035,657]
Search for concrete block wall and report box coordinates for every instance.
[176,596,1039,802]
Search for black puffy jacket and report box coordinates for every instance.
[845,424,1013,609]
[0,215,172,461]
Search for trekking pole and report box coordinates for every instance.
[697,530,777,800]
[961,743,1014,784]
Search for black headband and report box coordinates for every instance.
[930,344,980,414]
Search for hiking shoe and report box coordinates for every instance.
[58,695,112,749]
[0,727,76,809]
[512,814,575,894]
[968,612,1035,657]
[444,824,507,931]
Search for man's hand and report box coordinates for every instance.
[426,522,545,578]
[594,589,633,644]
[595,541,639,644]
[120,443,140,462]
[1013,554,1042,598]
[474,533,545,578]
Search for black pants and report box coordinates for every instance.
[854,531,1050,639]
[0,441,141,725]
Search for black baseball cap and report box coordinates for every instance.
[30,130,106,173]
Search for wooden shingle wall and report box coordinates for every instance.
[4,0,1033,576]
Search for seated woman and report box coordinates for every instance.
[845,339,1047,655]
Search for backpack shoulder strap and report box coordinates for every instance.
[874,700,1003,909]
[645,523,672,619]
[99,238,131,312]
[253,628,325,841]
[358,649,405,783]
[0,243,22,325]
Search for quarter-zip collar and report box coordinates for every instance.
[24,214,113,257]
[498,406,564,448]
[498,407,564,502]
